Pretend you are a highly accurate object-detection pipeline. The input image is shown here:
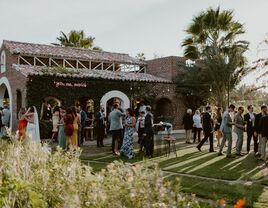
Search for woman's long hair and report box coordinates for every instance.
[126,108,135,117]
[216,107,222,119]
[71,106,78,117]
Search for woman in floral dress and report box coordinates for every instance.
[120,108,136,159]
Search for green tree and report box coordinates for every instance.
[181,7,250,107]
[54,30,102,51]
[135,53,146,61]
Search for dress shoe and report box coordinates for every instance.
[255,153,261,157]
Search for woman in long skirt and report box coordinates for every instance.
[25,106,41,142]
[17,107,28,141]
[51,106,60,143]
[58,107,66,149]
[70,106,81,148]
[64,108,74,148]
[120,108,136,159]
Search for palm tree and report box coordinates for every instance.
[181,7,250,107]
[54,30,102,51]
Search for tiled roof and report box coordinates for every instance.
[13,64,172,83]
[3,40,146,65]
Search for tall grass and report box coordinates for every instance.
[0,138,200,208]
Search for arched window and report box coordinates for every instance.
[1,50,6,73]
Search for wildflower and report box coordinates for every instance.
[234,199,246,208]
[218,198,226,207]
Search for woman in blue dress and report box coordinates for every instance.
[58,107,66,149]
[120,108,136,159]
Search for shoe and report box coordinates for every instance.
[209,150,215,152]
[226,155,235,158]
[236,153,243,157]
[255,153,261,157]
[186,141,192,144]
[197,147,201,152]
[218,153,224,156]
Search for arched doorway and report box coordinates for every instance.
[16,89,22,118]
[0,77,12,129]
[100,90,130,116]
[155,97,173,123]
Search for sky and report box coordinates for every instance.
[0,0,267,84]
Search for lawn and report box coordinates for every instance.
[80,140,268,207]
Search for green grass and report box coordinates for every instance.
[167,175,264,207]
[80,140,268,206]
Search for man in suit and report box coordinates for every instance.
[218,104,236,158]
[234,106,245,156]
[108,104,124,154]
[96,107,106,147]
[144,105,154,158]
[197,106,214,152]
[259,112,268,161]
[244,105,258,154]
[255,105,268,158]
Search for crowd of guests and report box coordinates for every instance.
[16,101,155,160]
[108,103,154,159]
[183,104,268,161]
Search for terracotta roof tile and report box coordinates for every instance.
[13,64,172,83]
[4,40,146,65]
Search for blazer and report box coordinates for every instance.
[144,112,154,134]
[108,109,124,131]
[255,113,262,134]
[220,111,233,134]
[183,113,193,130]
[202,112,213,133]
[259,115,268,137]
[95,111,105,128]
[244,113,256,132]
[234,112,245,134]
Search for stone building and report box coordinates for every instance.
[0,40,187,132]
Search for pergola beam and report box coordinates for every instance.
[17,55,147,73]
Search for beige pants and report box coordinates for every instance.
[185,129,192,143]
[261,136,268,161]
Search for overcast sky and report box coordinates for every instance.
[0,0,267,68]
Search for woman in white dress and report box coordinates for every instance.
[25,106,41,142]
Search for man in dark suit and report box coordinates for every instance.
[144,105,154,158]
[96,107,106,147]
[255,105,268,157]
[259,112,268,161]
[244,105,258,154]
[197,106,214,152]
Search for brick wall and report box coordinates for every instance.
[0,45,27,130]
[146,56,187,82]
[146,56,189,128]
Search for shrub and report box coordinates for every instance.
[0,138,200,208]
